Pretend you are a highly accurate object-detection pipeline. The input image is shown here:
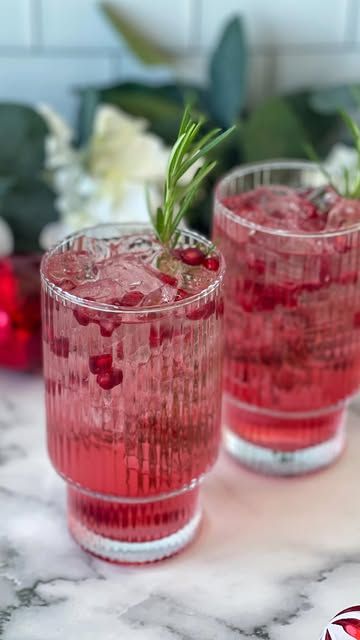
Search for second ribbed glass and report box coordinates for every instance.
[213,161,360,475]
[41,224,224,562]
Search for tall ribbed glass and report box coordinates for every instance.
[41,224,224,562]
[213,161,360,475]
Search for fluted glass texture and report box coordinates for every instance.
[213,161,360,475]
[41,225,224,561]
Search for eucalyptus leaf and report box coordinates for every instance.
[0,178,58,253]
[208,17,247,127]
[241,97,308,162]
[77,88,101,145]
[101,2,173,66]
[0,104,48,179]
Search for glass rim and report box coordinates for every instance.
[40,223,225,314]
[214,158,360,239]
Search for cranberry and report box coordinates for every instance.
[99,319,121,337]
[119,290,144,307]
[178,247,205,266]
[89,353,112,374]
[354,312,360,328]
[186,300,216,321]
[50,336,69,358]
[73,298,95,326]
[116,342,124,359]
[73,308,90,326]
[158,272,178,287]
[216,298,225,317]
[97,368,123,390]
[149,323,173,348]
[203,256,220,272]
[175,288,189,301]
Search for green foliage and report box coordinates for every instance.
[240,97,308,161]
[208,17,247,127]
[309,85,360,114]
[0,104,47,178]
[0,104,57,253]
[1,178,58,253]
[101,2,173,66]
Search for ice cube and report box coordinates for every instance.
[325,197,360,231]
[71,278,127,303]
[46,250,98,286]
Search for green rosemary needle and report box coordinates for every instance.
[151,105,236,247]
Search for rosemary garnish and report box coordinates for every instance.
[151,105,235,247]
[307,110,360,199]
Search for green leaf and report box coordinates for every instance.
[0,178,58,253]
[77,88,101,144]
[241,97,308,162]
[208,16,247,127]
[98,84,186,142]
[101,2,173,66]
[0,104,48,179]
[309,85,360,114]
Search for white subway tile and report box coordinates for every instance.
[41,0,192,51]
[0,54,112,123]
[0,0,31,46]
[198,0,348,49]
[274,51,360,94]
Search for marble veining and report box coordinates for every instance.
[1,371,360,639]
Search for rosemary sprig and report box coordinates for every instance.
[152,105,235,247]
[307,109,360,199]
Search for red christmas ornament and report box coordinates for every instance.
[321,607,360,639]
[0,255,42,371]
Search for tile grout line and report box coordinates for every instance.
[189,0,202,51]
[29,0,43,49]
[344,0,359,44]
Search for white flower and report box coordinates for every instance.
[325,143,359,193]
[39,104,172,249]
[0,217,14,257]
[325,143,358,175]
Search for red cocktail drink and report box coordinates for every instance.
[213,161,360,475]
[41,224,224,562]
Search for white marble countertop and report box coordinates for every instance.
[1,371,360,639]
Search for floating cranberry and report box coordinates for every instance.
[50,336,69,358]
[99,319,121,337]
[149,323,173,348]
[73,308,90,326]
[119,290,144,307]
[89,353,112,374]
[186,300,216,321]
[216,298,225,317]
[96,368,123,390]
[73,298,95,326]
[175,288,189,301]
[354,312,360,328]
[178,247,205,266]
[203,256,220,272]
[116,342,124,359]
[158,271,178,287]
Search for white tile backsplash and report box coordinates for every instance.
[199,0,349,49]
[0,54,113,122]
[0,0,31,47]
[41,0,192,51]
[0,0,358,123]
[274,51,360,94]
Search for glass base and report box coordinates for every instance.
[223,395,347,476]
[67,484,201,563]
